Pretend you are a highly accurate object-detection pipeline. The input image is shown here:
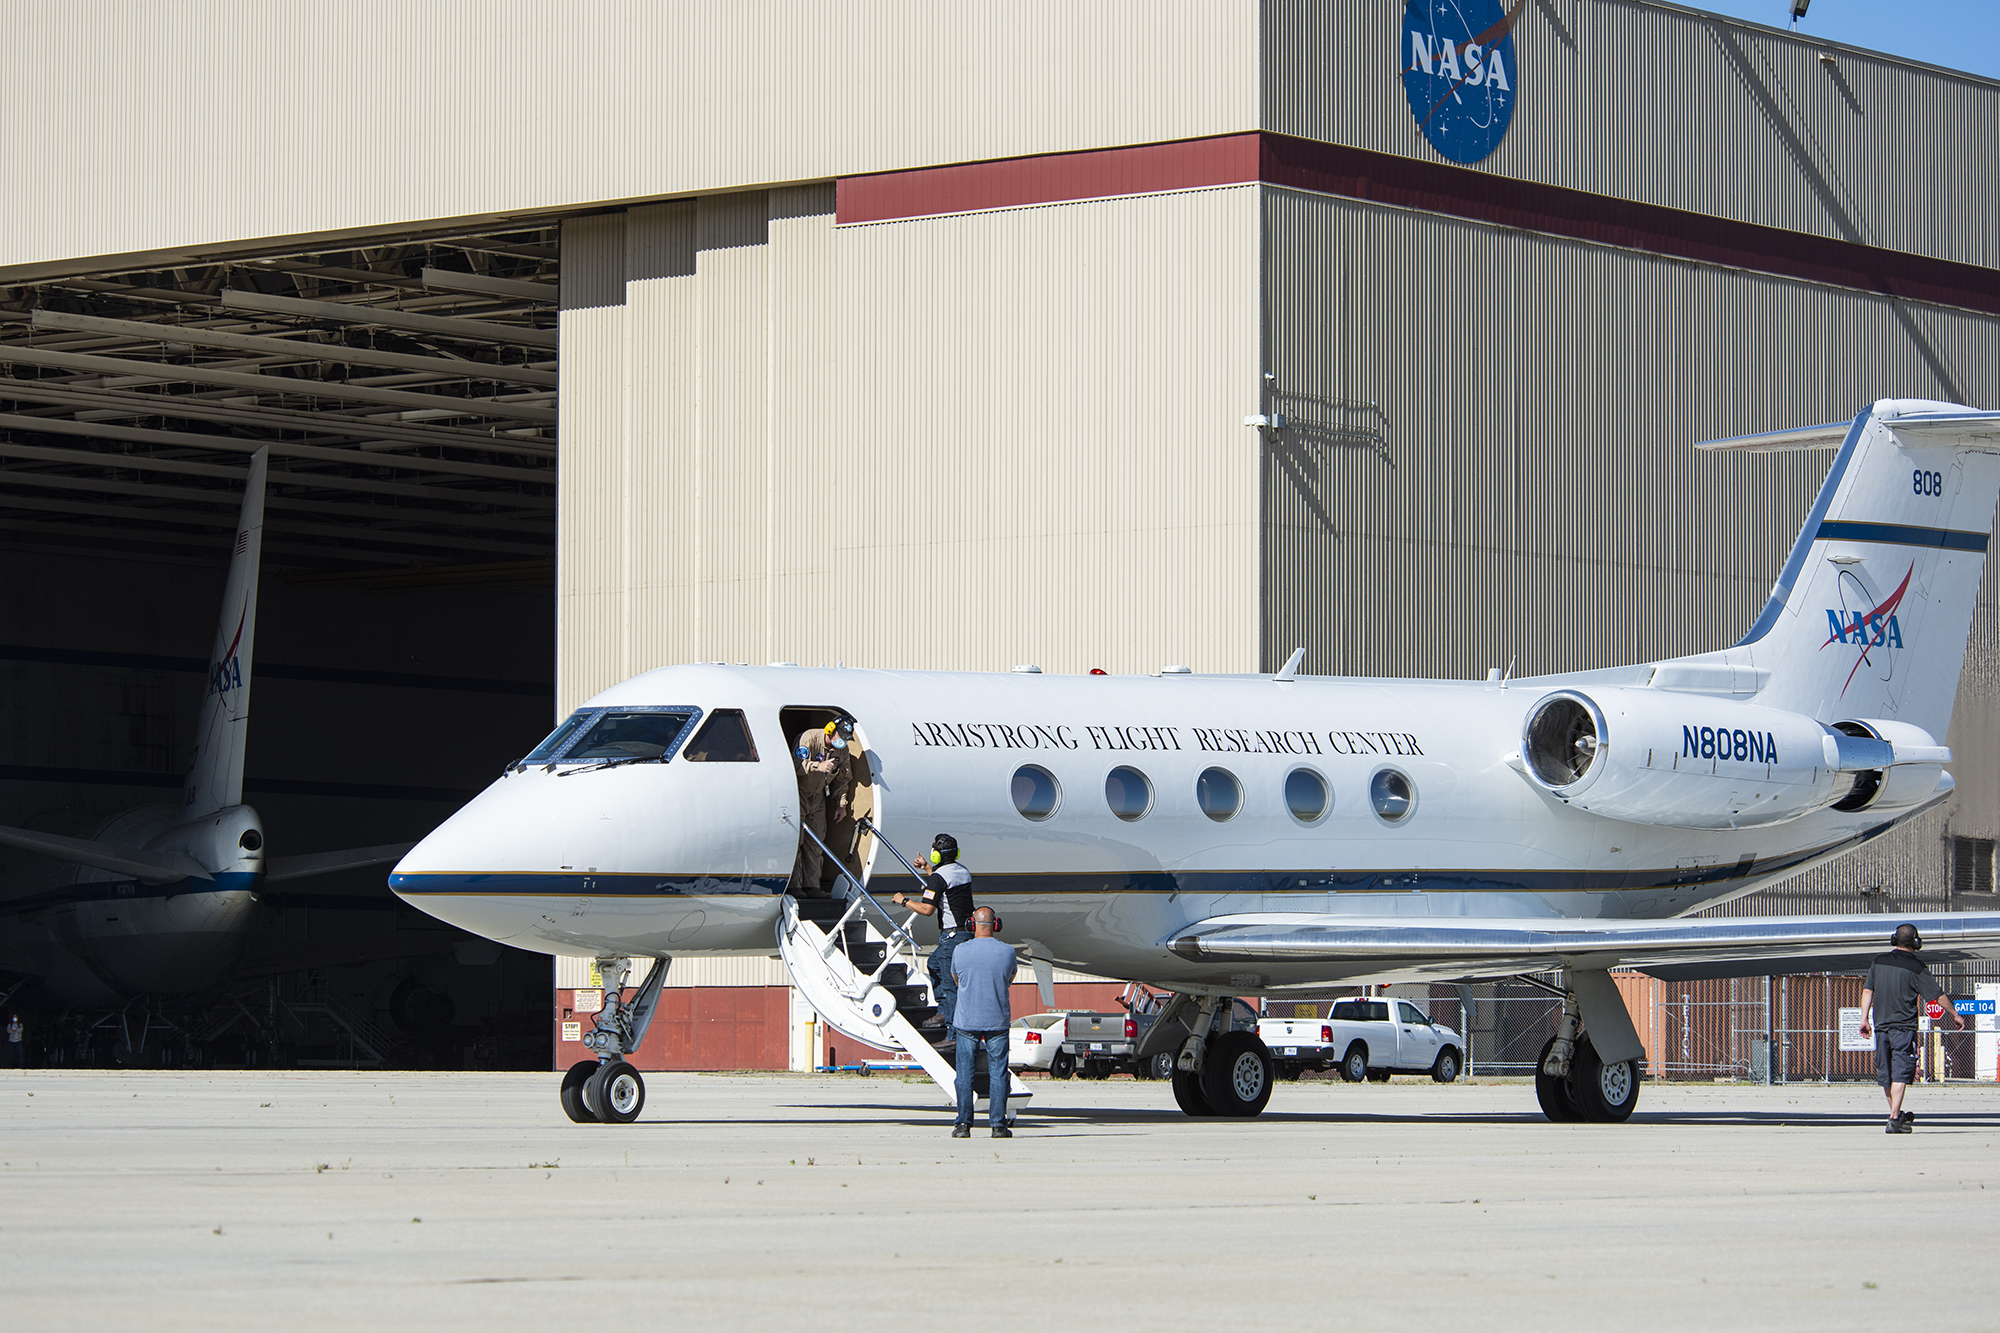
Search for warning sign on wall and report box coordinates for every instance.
[1838,1008,1871,1052]
[574,989,603,1013]
[561,1021,582,1042]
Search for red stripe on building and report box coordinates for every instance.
[836,133,1262,225]
[837,131,2000,319]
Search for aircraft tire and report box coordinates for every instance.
[1569,1036,1640,1123]
[594,1061,646,1124]
[1534,1037,1583,1122]
[559,1060,599,1124]
[1431,1047,1461,1083]
[1171,1067,1214,1116]
[1339,1046,1369,1083]
[1199,1030,1273,1118]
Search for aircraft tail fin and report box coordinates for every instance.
[182,448,268,819]
[1713,400,2000,740]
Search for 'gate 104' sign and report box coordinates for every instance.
[1401,0,1525,164]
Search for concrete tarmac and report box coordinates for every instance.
[3,1070,1997,1331]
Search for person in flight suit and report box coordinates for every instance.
[891,833,975,1030]
[790,726,840,898]
[820,716,868,880]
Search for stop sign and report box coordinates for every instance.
[1927,1000,1946,1020]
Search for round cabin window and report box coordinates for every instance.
[1370,768,1416,823]
[1011,765,1061,821]
[1104,766,1154,822]
[1284,767,1330,823]
[1196,767,1243,822]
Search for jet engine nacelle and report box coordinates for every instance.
[1517,688,1943,829]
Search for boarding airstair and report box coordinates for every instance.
[776,819,1028,1115]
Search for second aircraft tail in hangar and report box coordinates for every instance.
[182,447,267,820]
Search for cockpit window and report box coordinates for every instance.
[523,706,700,765]
[682,709,760,762]
[565,709,698,761]
[524,712,594,763]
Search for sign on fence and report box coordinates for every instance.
[1838,1008,1872,1052]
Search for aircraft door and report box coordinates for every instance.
[778,705,876,897]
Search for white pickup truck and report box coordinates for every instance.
[1258,998,1464,1083]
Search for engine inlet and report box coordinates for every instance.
[1524,693,1602,790]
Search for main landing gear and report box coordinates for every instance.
[1534,986,1641,1123]
[1141,995,1275,1118]
[559,956,670,1125]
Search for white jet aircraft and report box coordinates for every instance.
[0,449,409,1012]
[393,399,2000,1125]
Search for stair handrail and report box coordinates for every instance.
[792,808,924,956]
[793,819,923,985]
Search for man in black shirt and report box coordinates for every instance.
[891,833,974,1030]
[1859,923,1965,1133]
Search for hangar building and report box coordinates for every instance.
[3,1,1997,1069]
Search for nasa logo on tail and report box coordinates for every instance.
[1821,562,1914,695]
[1400,0,1524,165]
[210,601,249,697]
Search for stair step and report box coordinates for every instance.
[846,942,887,970]
[878,963,909,988]
[792,895,850,926]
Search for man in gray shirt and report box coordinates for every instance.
[949,906,1018,1139]
[1859,923,1964,1134]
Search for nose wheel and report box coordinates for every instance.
[559,1060,598,1123]
[558,955,669,1125]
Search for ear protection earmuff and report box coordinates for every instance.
[1893,923,1923,950]
[928,850,942,865]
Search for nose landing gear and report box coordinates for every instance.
[558,955,670,1125]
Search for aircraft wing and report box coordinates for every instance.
[0,824,214,884]
[1166,911,2000,984]
[262,842,416,884]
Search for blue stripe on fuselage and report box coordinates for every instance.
[2,869,260,914]
[389,832,1867,902]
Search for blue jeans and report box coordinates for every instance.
[928,929,972,1029]
[954,1027,1011,1129]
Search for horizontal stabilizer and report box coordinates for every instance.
[0,824,213,884]
[263,842,416,883]
[1168,911,2000,983]
[1694,422,1851,453]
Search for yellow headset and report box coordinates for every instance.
[928,850,942,866]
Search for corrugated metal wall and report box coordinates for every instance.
[557,185,1263,714]
[1259,183,2000,903]
[1259,186,2000,681]
[0,0,1259,277]
[1263,0,2000,271]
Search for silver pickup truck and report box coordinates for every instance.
[1258,998,1464,1083]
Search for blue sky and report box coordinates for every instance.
[1678,1,2000,81]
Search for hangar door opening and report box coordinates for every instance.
[0,224,564,1068]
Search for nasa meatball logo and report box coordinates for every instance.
[1401,0,1524,164]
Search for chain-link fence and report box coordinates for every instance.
[1273,968,1998,1083]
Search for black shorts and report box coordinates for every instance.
[1875,1028,1919,1086]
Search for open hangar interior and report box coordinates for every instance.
[2,0,1999,1071]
